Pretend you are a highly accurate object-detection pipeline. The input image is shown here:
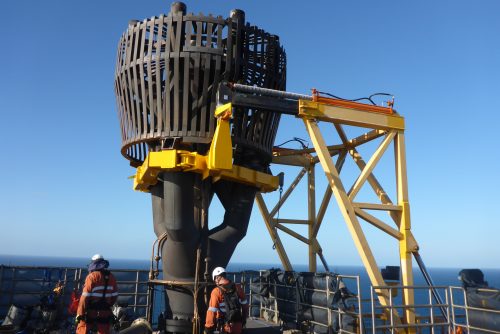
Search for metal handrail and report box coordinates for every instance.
[249,271,362,334]
[450,285,500,334]
[370,284,451,334]
[0,265,150,319]
[2,266,499,334]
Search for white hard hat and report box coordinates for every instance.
[212,267,226,280]
[91,254,104,261]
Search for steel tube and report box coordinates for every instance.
[413,252,449,322]
[232,83,312,101]
[115,3,286,332]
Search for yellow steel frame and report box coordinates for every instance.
[256,99,418,329]
[132,103,279,194]
[132,97,418,329]
[133,149,279,193]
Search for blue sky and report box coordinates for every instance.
[0,0,499,269]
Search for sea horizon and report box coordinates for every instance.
[1,253,499,289]
[1,253,499,269]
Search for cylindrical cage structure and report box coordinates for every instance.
[114,5,286,167]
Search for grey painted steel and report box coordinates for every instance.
[114,2,287,332]
[150,172,206,324]
[231,83,312,101]
[114,3,286,166]
[414,252,449,322]
[217,84,298,116]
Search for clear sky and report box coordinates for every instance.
[1,0,499,269]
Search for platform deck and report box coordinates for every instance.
[244,318,281,334]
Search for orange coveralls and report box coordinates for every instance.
[205,278,248,334]
[77,270,118,334]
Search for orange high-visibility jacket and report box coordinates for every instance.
[205,278,248,330]
[77,270,118,321]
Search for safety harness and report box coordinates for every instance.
[87,270,114,324]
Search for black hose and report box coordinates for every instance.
[318,91,393,106]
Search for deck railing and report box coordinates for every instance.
[450,286,500,334]
[1,266,499,334]
[0,265,150,320]
[369,285,451,334]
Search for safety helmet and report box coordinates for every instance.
[212,267,226,280]
[91,254,104,261]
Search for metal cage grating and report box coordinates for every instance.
[114,7,286,166]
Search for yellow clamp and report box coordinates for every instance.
[132,102,280,193]
[133,150,208,192]
[133,149,279,193]
[208,103,233,171]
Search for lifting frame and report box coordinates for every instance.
[133,82,447,332]
[258,100,416,328]
[222,83,446,331]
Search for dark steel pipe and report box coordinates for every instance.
[413,252,449,322]
[208,181,257,268]
[115,3,286,332]
[232,83,311,101]
[151,172,204,323]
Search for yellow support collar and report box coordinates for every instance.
[133,103,279,193]
[133,150,279,193]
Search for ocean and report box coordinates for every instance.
[2,254,499,289]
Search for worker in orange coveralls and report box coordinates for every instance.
[205,267,248,334]
[76,254,118,334]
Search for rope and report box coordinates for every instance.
[192,248,202,334]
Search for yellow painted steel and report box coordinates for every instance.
[133,150,207,192]
[132,102,278,193]
[133,149,279,193]
[396,131,417,330]
[255,99,415,330]
[298,99,405,130]
[255,193,293,271]
[307,166,317,272]
[133,94,418,330]
[208,103,233,170]
[203,94,420,331]
[213,165,279,192]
